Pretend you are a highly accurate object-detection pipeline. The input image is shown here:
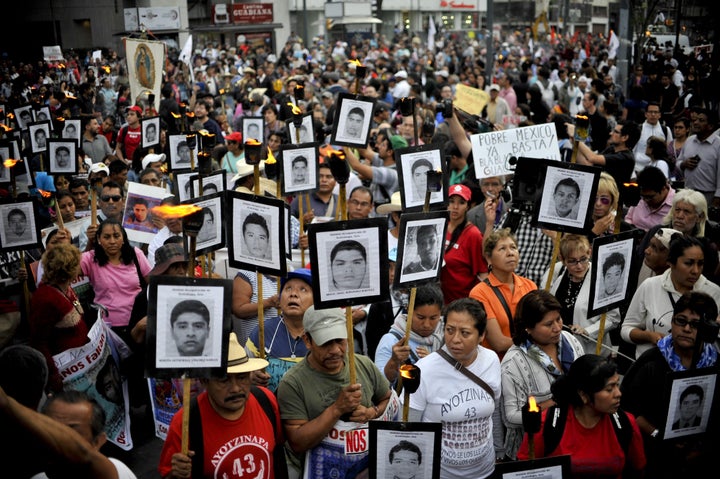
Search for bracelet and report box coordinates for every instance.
[372,405,380,419]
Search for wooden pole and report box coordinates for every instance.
[339,181,357,384]
[544,237,561,291]
[180,374,191,455]
[254,164,266,359]
[299,199,305,266]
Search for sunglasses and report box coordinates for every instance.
[596,196,612,205]
[101,195,122,202]
[672,316,700,329]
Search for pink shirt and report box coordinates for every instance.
[625,187,675,232]
[81,248,151,327]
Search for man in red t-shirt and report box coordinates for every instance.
[115,105,143,166]
[158,333,286,479]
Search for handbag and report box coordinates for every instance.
[437,348,495,399]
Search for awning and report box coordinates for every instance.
[190,23,284,33]
[332,17,382,25]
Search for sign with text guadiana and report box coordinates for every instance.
[470,123,561,180]
[232,3,273,24]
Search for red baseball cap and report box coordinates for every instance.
[226,132,242,143]
[448,184,472,202]
[127,105,143,114]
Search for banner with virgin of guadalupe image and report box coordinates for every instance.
[52,319,133,450]
[123,37,165,113]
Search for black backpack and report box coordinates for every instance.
[189,386,288,479]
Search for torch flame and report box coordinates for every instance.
[399,365,414,380]
[198,130,213,138]
[152,204,203,218]
[265,148,277,164]
[623,182,638,188]
[528,396,539,413]
[287,102,302,115]
[0,124,12,132]
[245,139,262,146]
[348,59,363,67]
[7,112,15,119]
[3,159,20,168]
[186,111,195,119]
[171,112,181,119]
[320,144,345,160]
[37,189,52,199]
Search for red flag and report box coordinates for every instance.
[551,26,556,44]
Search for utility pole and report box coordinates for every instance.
[486,0,494,87]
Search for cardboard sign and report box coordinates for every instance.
[454,84,489,116]
[470,123,561,179]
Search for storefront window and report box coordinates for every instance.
[441,13,455,30]
[461,13,478,30]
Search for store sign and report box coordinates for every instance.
[231,3,274,24]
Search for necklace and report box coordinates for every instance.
[285,322,301,359]
[52,284,83,315]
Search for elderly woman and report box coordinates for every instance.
[635,188,717,282]
[407,298,501,479]
[621,234,720,359]
[543,234,621,355]
[470,228,537,358]
[29,243,89,392]
[500,290,585,459]
[622,291,720,478]
[81,218,151,331]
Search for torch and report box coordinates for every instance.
[522,396,542,459]
[170,111,182,135]
[348,59,367,94]
[399,364,421,422]
[263,148,283,294]
[3,159,21,199]
[186,133,197,172]
[184,107,194,134]
[38,189,62,229]
[399,97,417,146]
[287,102,304,144]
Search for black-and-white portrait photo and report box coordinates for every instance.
[396,212,449,287]
[174,171,195,202]
[287,114,314,145]
[663,370,717,440]
[0,139,33,187]
[182,193,225,256]
[62,118,81,145]
[14,106,33,131]
[0,145,11,183]
[280,144,319,195]
[370,421,442,479]
[0,200,40,251]
[396,145,446,211]
[189,170,225,198]
[47,139,78,175]
[309,217,388,309]
[242,117,264,143]
[535,162,599,234]
[227,192,286,277]
[330,93,376,148]
[141,116,161,149]
[34,106,52,126]
[168,134,197,171]
[147,277,232,377]
[29,122,51,154]
[588,233,635,315]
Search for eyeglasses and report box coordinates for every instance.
[566,257,589,266]
[596,196,612,205]
[672,316,700,329]
[101,195,122,202]
[348,199,372,208]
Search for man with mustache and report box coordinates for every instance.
[278,305,394,477]
[159,333,287,479]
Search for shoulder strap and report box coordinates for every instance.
[250,386,289,479]
[189,396,204,479]
[610,409,633,456]
[483,278,514,335]
[437,348,495,399]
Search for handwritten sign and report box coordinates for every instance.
[470,123,561,179]
[454,84,489,116]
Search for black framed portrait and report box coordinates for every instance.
[395,144,448,212]
[369,421,442,479]
[47,139,78,175]
[146,275,233,379]
[141,116,161,150]
[188,169,226,198]
[660,367,719,441]
[395,211,450,288]
[0,144,11,184]
[0,139,34,188]
[168,133,197,172]
[284,202,293,260]
[308,217,388,309]
[181,192,226,256]
[531,159,601,234]
[13,105,34,131]
[34,106,52,127]
[492,455,572,479]
[0,198,42,252]
[227,190,287,277]
[242,117,264,143]
[279,143,319,195]
[587,231,638,317]
[286,114,315,145]
[330,92,376,148]
[174,170,195,202]
[61,118,82,146]
[28,121,51,154]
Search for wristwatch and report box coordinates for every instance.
[650,428,660,438]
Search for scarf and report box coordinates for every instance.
[521,333,576,377]
[658,334,717,371]
[389,314,444,353]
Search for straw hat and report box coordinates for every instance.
[227,332,268,373]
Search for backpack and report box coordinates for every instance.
[542,405,633,457]
[189,386,289,479]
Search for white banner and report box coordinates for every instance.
[53,319,133,450]
[43,45,64,62]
